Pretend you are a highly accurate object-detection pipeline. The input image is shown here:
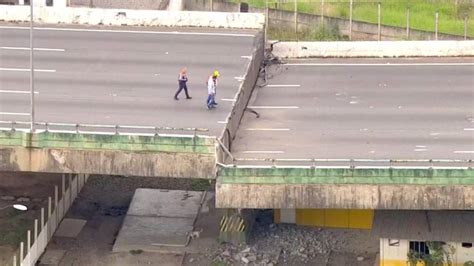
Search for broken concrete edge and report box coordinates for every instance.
[218,167,474,185]
[215,182,474,209]
[0,146,216,178]
[272,40,474,58]
[0,130,215,154]
[217,31,265,163]
[0,6,265,29]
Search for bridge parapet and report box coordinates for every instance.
[216,165,474,210]
[0,122,217,179]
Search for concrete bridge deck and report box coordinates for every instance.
[0,24,258,135]
[217,57,474,210]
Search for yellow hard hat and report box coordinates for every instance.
[213,70,220,77]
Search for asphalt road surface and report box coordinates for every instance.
[0,25,257,135]
[233,58,474,163]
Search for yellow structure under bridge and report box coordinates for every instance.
[274,208,374,229]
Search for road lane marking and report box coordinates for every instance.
[464,128,474,131]
[241,151,285,154]
[217,121,227,124]
[234,76,244,81]
[0,112,30,116]
[414,149,428,152]
[247,105,299,109]
[0,46,65,52]
[453,151,474,154]
[0,26,255,37]
[285,63,474,66]
[241,55,252,59]
[0,67,56,73]
[0,90,39,94]
[244,128,290,131]
[266,84,301,87]
[221,98,236,102]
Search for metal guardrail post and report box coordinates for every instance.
[406,8,410,40]
[114,125,119,135]
[435,11,439,40]
[377,2,381,41]
[349,0,353,40]
[75,124,79,134]
[465,16,468,40]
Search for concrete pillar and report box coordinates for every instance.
[168,0,184,11]
[53,0,67,8]
[218,209,256,244]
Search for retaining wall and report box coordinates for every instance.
[69,0,169,10]
[272,40,474,58]
[185,0,469,41]
[216,167,474,209]
[0,6,265,29]
[0,131,216,178]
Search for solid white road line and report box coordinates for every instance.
[285,63,474,66]
[0,46,65,52]
[0,90,39,94]
[453,151,474,154]
[0,68,56,73]
[266,84,301,87]
[0,26,255,37]
[0,112,30,116]
[248,106,299,109]
[241,151,285,154]
[244,128,290,131]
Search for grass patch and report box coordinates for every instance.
[268,24,346,41]
[190,179,213,191]
[0,210,30,246]
[230,0,474,37]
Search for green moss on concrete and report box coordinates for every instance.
[0,131,215,154]
[219,167,474,185]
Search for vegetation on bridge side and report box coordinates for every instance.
[231,0,474,37]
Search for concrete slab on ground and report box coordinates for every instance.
[127,189,204,218]
[38,249,66,266]
[54,218,87,238]
[113,189,205,253]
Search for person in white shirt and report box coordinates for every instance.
[207,70,219,109]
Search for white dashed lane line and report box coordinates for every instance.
[241,151,285,154]
[244,128,290,131]
[0,46,65,52]
[0,68,56,73]
[0,90,39,94]
[248,106,299,109]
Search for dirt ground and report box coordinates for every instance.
[0,172,63,265]
[2,173,379,266]
[40,175,378,266]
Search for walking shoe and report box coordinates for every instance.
[186,97,192,99]
[174,97,179,100]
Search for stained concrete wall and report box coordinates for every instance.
[216,167,474,209]
[0,131,216,178]
[0,6,265,29]
[69,0,169,10]
[216,183,474,210]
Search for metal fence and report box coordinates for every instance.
[12,174,90,266]
[221,158,473,169]
[205,0,472,41]
[0,121,210,137]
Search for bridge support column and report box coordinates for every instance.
[218,209,256,244]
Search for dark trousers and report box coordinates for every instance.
[175,84,190,99]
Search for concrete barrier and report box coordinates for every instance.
[0,6,264,29]
[217,32,265,164]
[272,40,474,58]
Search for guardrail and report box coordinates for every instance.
[0,121,209,137]
[220,158,473,169]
